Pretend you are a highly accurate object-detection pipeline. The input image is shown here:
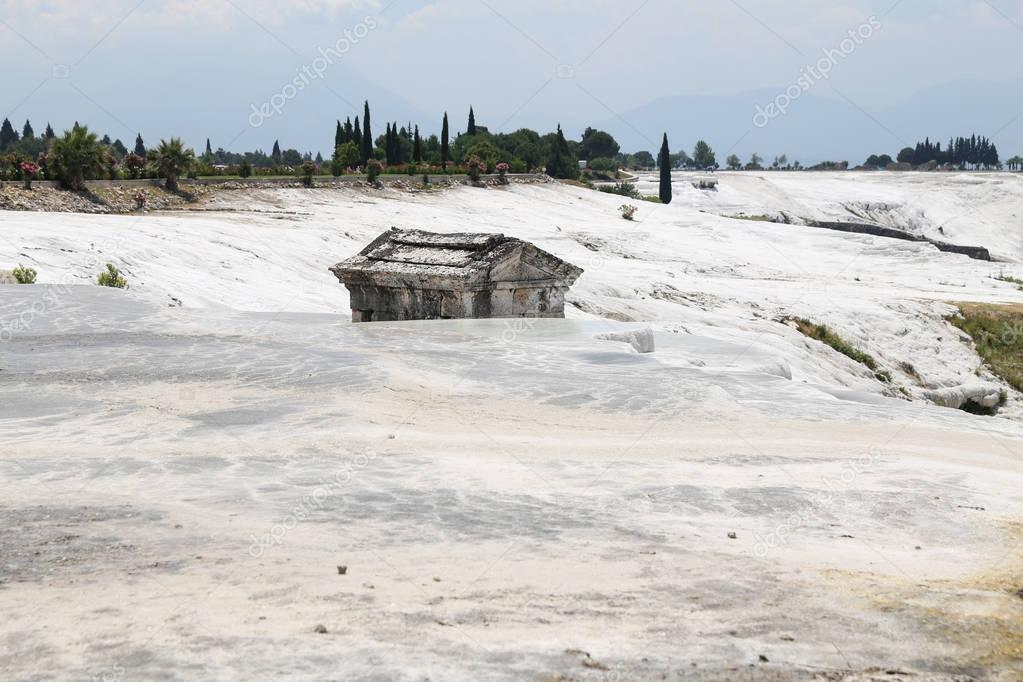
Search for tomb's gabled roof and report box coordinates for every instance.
[330,228,583,288]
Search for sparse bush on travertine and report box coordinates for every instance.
[97,263,127,289]
[786,317,890,383]
[12,264,37,284]
[600,182,639,199]
[619,204,638,221]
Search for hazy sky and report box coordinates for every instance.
[3,0,1023,155]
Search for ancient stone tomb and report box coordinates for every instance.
[330,228,583,322]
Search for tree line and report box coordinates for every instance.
[3,105,1018,188]
[860,135,1004,170]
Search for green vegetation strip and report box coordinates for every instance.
[950,304,1023,392]
[786,317,891,382]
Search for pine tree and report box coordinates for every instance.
[361,100,372,166]
[659,133,672,205]
[0,118,19,150]
[134,133,146,157]
[22,120,34,139]
[315,152,324,164]
[413,125,422,164]
[546,124,578,180]
[272,140,282,166]
[45,123,55,139]
[441,113,450,170]
[467,107,476,136]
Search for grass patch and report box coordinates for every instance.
[949,303,1023,392]
[639,195,663,204]
[786,317,885,377]
[598,182,639,199]
[993,272,1023,291]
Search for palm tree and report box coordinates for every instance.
[149,138,195,191]
[48,125,105,191]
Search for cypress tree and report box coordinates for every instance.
[353,116,362,155]
[272,140,282,165]
[344,117,353,144]
[413,125,422,164]
[134,133,146,157]
[467,106,476,136]
[335,120,343,149]
[547,125,564,177]
[0,118,19,150]
[44,123,55,139]
[22,120,34,139]
[385,123,393,164]
[441,113,450,170]
[361,100,372,165]
[205,138,212,157]
[545,124,578,179]
[659,133,672,204]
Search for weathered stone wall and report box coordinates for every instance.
[347,283,569,322]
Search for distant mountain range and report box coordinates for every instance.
[593,79,1023,164]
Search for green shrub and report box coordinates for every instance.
[599,182,639,199]
[12,264,36,284]
[333,142,360,176]
[97,263,127,289]
[238,161,252,178]
[589,157,617,172]
[299,161,316,187]
[466,141,499,170]
[466,155,484,183]
[366,159,383,184]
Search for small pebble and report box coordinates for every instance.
[337,565,348,575]
[759,655,769,663]
[727,532,737,540]
[313,624,327,634]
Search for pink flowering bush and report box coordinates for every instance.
[466,155,484,183]
[123,153,146,179]
[496,161,510,184]
[20,162,39,189]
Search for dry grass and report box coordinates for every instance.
[950,303,1023,392]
